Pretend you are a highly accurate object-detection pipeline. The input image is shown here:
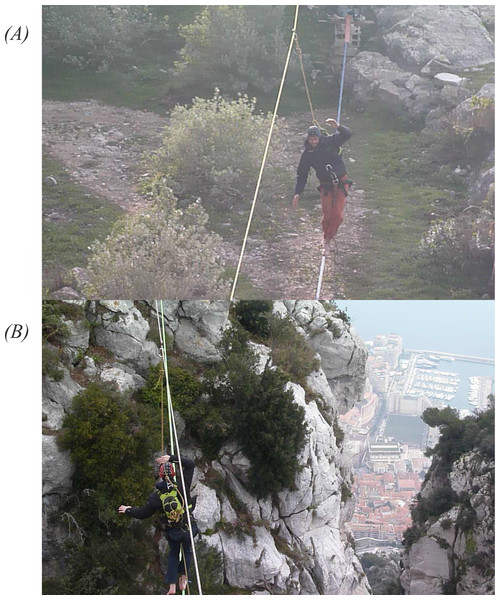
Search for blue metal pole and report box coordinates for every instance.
[336,14,351,124]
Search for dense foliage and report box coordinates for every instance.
[140,321,308,498]
[234,300,273,337]
[360,552,405,595]
[150,91,276,204]
[422,403,494,464]
[233,300,321,387]
[208,325,307,497]
[84,180,228,298]
[173,6,297,95]
[45,382,162,594]
[42,6,169,70]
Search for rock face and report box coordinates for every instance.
[343,6,494,123]
[401,451,495,595]
[375,6,494,71]
[42,300,370,594]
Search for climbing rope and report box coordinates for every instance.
[229,5,300,301]
[155,300,203,595]
[294,34,320,128]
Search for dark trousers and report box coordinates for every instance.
[164,528,193,585]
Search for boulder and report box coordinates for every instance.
[346,51,435,119]
[99,365,145,393]
[375,6,494,71]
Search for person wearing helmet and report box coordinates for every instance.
[292,118,352,255]
[118,454,198,595]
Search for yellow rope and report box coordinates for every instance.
[229,5,300,301]
[294,33,320,127]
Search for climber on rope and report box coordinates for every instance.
[118,454,198,595]
[292,118,352,255]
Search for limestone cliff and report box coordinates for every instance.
[400,409,494,595]
[42,300,370,594]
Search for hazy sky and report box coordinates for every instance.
[335,300,495,359]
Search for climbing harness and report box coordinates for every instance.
[229,5,300,301]
[155,300,203,595]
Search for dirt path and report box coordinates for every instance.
[43,101,369,299]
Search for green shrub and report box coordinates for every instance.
[149,91,276,204]
[232,365,307,497]
[268,314,320,387]
[173,6,300,96]
[42,345,65,381]
[59,382,157,506]
[84,180,229,298]
[43,6,169,71]
[42,301,72,343]
[419,208,494,287]
[48,382,163,593]
[203,324,308,496]
[233,300,273,338]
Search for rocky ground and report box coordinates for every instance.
[43,100,369,299]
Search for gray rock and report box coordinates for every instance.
[377,6,494,70]
[434,73,467,86]
[346,51,435,118]
[50,286,81,301]
[42,368,83,430]
[99,365,145,392]
[191,482,220,533]
[42,435,74,496]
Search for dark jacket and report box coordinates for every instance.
[125,455,195,528]
[294,125,352,195]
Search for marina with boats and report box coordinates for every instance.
[404,351,493,410]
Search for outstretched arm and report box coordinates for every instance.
[118,493,160,519]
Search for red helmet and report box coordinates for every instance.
[159,462,175,480]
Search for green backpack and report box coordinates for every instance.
[158,485,185,525]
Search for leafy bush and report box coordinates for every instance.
[233,300,273,338]
[42,301,72,343]
[173,6,298,96]
[48,382,162,593]
[202,324,308,496]
[268,314,320,387]
[42,6,169,70]
[59,382,157,507]
[422,405,495,464]
[150,91,276,204]
[420,208,494,287]
[84,180,229,298]
[232,365,307,497]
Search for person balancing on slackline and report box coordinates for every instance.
[292,118,352,255]
[118,454,198,595]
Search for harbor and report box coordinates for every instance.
[404,351,494,413]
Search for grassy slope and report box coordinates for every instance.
[42,154,123,293]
